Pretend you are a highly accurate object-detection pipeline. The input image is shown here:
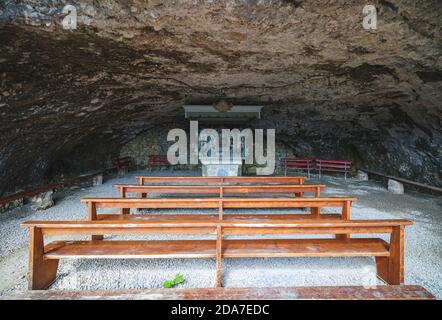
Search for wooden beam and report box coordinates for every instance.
[362,168,442,195]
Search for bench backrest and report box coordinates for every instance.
[115,184,325,197]
[280,158,314,168]
[21,219,412,236]
[81,197,356,210]
[81,196,356,221]
[114,157,133,168]
[136,176,306,185]
[316,159,352,171]
[148,155,169,165]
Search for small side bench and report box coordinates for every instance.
[280,158,314,177]
[148,155,171,171]
[317,159,352,180]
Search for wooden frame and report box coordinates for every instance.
[21,219,412,290]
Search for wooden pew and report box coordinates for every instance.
[136,176,306,186]
[280,157,314,177]
[21,218,412,290]
[115,184,325,198]
[81,196,356,240]
[81,197,355,220]
[148,155,171,171]
[317,159,352,180]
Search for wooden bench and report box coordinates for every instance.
[136,176,306,186]
[81,197,356,220]
[0,170,105,211]
[114,157,133,175]
[3,285,434,300]
[148,155,171,170]
[115,184,325,199]
[21,218,412,290]
[317,159,352,180]
[81,196,356,240]
[280,158,314,178]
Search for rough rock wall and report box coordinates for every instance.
[0,0,441,195]
[120,125,295,173]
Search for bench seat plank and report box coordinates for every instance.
[1,285,434,300]
[22,219,413,229]
[43,238,390,260]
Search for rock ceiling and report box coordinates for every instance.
[0,0,441,193]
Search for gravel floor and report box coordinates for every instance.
[0,170,441,298]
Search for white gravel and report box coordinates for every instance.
[0,170,441,298]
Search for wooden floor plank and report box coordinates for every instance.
[2,285,435,300]
[43,238,390,259]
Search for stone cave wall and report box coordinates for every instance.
[119,123,302,175]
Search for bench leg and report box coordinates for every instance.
[336,201,350,240]
[119,188,130,215]
[28,227,59,290]
[136,193,147,212]
[387,226,405,285]
[375,256,389,283]
[216,226,223,287]
[88,202,103,241]
[310,207,320,217]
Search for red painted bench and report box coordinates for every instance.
[148,155,171,171]
[280,158,314,177]
[317,159,352,180]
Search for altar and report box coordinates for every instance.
[202,158,242,176]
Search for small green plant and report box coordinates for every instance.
[162,273,185,288]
